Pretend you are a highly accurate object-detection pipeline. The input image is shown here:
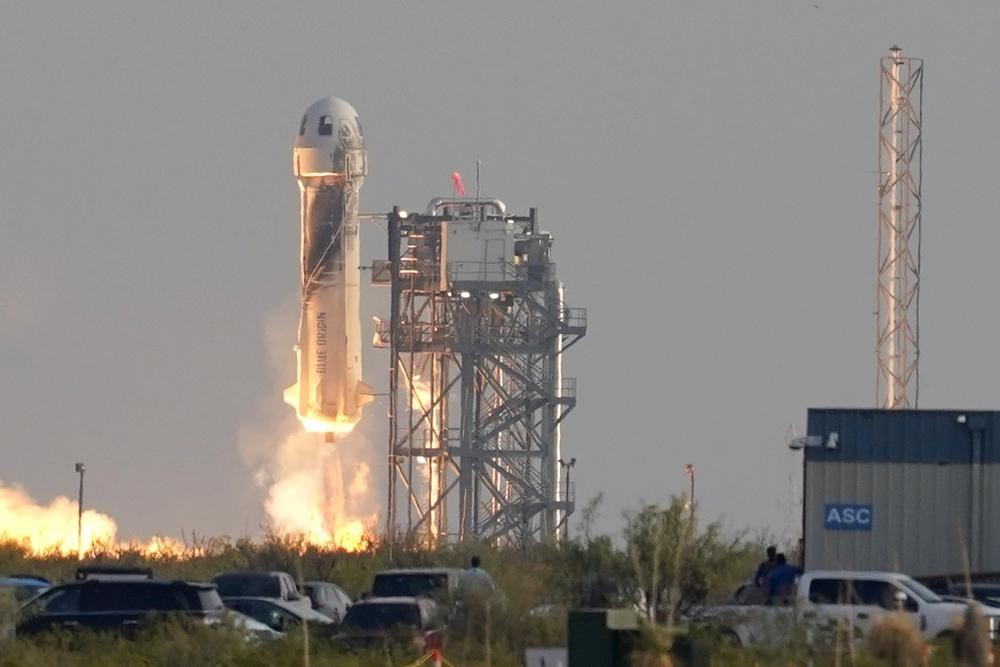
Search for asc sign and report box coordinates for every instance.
[824,503,873,531]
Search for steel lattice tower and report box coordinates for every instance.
[876,46,923,409]
[374,199,586,545]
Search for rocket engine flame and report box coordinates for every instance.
[260,427,375,552]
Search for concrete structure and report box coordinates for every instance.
[373,199,586,545]
[801,408,1000,578]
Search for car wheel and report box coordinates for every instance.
[718,628,742,648]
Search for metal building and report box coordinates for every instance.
[372,198,587,545]
[800,408,1000,578]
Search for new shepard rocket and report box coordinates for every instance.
[285,97,374,438]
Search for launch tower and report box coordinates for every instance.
[373,199,586,544]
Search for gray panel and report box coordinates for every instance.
[804,461,996,577]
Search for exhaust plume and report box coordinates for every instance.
[258,427,375,551]
[242,291,379,552]
[0,481,117,555]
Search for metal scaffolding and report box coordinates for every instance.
[876,46,923,409]
[373,199,586,545]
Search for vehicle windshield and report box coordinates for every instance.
[343,603,419,631]
[197,589,225,611]
[372,573,446,598]
[213,575,280,598]
[0,582,47,604]
[19,586,80,617]
[899,577,942,603]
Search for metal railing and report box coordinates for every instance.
[446,260,522,283]
[559,378,577,398]
[562,307,587,329]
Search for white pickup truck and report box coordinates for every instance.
[693,570,1000,647]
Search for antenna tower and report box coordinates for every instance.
[876,46,923,409]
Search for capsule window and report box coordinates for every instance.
[299,115,308,136]
[318,115,334,136]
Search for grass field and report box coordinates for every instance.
[0,515,990,665]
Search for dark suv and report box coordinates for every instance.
[16,579,226,636]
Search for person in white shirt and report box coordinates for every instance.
[458,555,496,601]
[458,555,497,661]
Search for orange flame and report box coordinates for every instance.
[260,427,376,552]
[0,481,116,555]
[407,368,443,543]
[0,481,189,557]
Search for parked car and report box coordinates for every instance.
[303,581,352,623]
[15,578,264,638]
[947,583,1000,609]
[74,566,154,581]
[212,571,310,611]
[0,576,50,603]
[1,576,51,639]
[337,596,444,651]
[204,609,281,640]
[222,596,333,633]
[370,568,459,603]
[692,570,1000,647]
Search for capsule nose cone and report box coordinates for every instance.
[294,97,367,178]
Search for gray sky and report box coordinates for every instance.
[3,2,1000,542]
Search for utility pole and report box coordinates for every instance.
[558,458,576,541]
[684,463,695,518]
[75,462,85,558]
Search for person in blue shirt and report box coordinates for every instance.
[753,545,778,588]
[766,553,802,605]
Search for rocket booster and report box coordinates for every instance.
[284,97,374,435]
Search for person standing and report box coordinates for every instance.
[753,545,778,588]
[766,553,802,605]
[459,555,497,599]
[458,556,497,664]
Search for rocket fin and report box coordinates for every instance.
[357,380,376,407]
[283,383,298,408]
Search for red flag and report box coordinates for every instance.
[451,171,465,196]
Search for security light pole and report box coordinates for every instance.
[683,463,695,519]
[557,458,576,541]
[75,462,85,559]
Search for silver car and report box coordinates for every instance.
[303,581,352,623]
